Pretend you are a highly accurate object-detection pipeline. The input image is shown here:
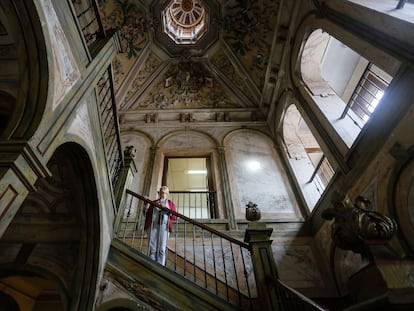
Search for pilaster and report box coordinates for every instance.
[217,146,237,230]
[0,141,50,237]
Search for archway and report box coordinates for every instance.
[0,143,100,310]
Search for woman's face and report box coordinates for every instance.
[159,187,169,197]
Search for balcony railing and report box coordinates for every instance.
[275,279,328,311]
[97,66,123,188]
[169,190,216,219]
[71,0,105,50]
[117,189,257,310]
[308,155,335,194]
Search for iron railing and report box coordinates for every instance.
[275,279,329,311]
[71,0,105,48]
[341,63,390,128]
[97,66,123,188]
[169,191,216,219]
[308,155,335,194]
[117,189,257,310]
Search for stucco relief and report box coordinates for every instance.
[226,131,300,219]
[122,52,162,106]
[99,0,148,59]
[138,61,241,109]
[211,50,256,103]
[223,0,279,89]
[41,0,80,110]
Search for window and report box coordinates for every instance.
[341,63,391,128]
[282,104,336,210]
[301,29,394,147]
[162,0,209,45]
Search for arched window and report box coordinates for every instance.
[282,103,335,211]
[301,29,393,147]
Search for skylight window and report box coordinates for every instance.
[162,0,209,45]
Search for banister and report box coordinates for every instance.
[275,279,329,311]
[119,189,257,309]
[126,189,250,249]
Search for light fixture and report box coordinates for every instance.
[187,170,207,174]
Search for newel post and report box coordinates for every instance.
[114,146,137,223]
[244,202,279,311]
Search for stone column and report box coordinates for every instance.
[244,221,279,311]
[217,146,237,230]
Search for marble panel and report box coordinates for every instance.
[226,131,300,219]
[273,244,324,289]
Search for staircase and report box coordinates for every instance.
[109,189,328,310]
[108,239,242,311]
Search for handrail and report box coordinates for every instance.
[275,279,329,311]
[97,67,124,188]
[118,189,256,309]
[125,189,249,248]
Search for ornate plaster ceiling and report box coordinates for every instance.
[98,0,286,127]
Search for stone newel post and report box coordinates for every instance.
[244,202,279,311]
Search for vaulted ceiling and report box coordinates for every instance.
[98,0,290,128]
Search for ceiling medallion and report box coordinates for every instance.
[162,0,209,45]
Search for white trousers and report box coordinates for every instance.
[148,213,169,265]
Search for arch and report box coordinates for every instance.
[281,102,335,211]
[291,14,401,85]
[0,0,48,140]
[0,142,101,310]
[121,130,155,148]
[120,131,154,194]
[0,265,69,310]
[291,15,399,150]
[97,298,145,311]
[156,128,219,150]
[0,290,19,311]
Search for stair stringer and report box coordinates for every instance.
[106,239,241,311]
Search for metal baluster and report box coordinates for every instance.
[220,238,229,301]
[183,221,187,277]
[229,242,242,307]
[192,225,196,282]
[240,247,254,310]
[201,229,207,288]
[122,194,133,242]
[211,233,218,295]
[174,214,178,272]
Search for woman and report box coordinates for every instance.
[144,186,177,265]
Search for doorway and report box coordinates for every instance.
[162,157,216,218]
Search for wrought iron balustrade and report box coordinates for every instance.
[71,0,105,49]
[169,190,216,219]
[117,189,257,310]
[97,67,123,188]
[275,279,328,311]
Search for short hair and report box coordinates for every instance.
[160,186,169,194]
